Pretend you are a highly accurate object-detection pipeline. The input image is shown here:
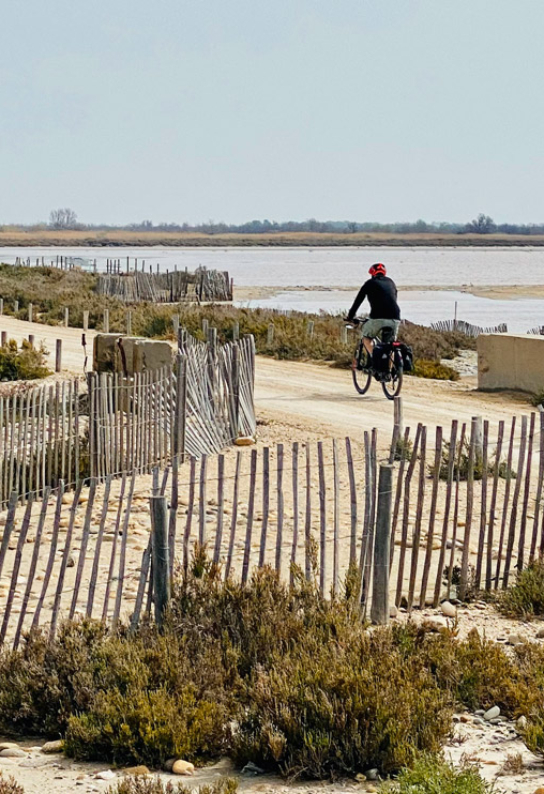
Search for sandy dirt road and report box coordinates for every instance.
[0,315,532,441]
[0,316,96,375]
[255,357,531,445]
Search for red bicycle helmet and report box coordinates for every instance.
[369,262,387,276]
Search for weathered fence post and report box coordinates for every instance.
[103,308,110,333]
[1,331,6,347]
[126,310,132,335]
[151,493,170,626]
[202,318,209,338]
[233,321,239,342]
[267,323,275,347]
[28,334,34,348]
[342,325,348,345]
[0,298,4,315]
[55,339,62,373]
[83,310,89,332]
[28,303,33,323]
[64,307,69,327]
[371,463,393,625]
[232,343,241,438]
[389,396,404,462]
[307,320,315,338]
[172,315,180,338]
[474,415,484,466]
[13,300,18,314]
[175,354,187,463]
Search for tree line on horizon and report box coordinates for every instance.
[2,210,544,236]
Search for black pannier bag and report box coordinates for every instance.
[372,343,391,374]
[397,343,414,372]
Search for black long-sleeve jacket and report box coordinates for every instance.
[347,274,401,320]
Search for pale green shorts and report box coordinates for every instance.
[362,318,400,340]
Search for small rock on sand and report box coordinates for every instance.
[483,706,500,721]
[441,601,457,618]
[122,766,150,776]
[517,715,528,731]
[41,740,64,754]
[0,748,26,758]
[172,760,195,776]
[94,770,116,781]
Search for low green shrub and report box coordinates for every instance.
[411,358,459,381]
[0,618,230,765]
[232,629,452,778]
[2,561,544,774]
[65,685,226,767]
[498,559,544,619]
[381,754,494,793]
[0,340,50,380]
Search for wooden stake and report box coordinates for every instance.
[242,449,258,584]
[371,464,393,625]
[317,441,326,595]
[275,443,285,576]
[151,494,170,626]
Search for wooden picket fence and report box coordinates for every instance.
[0,410,542,646]
[96,267,232,304]
[0,381,83,503]
[88,334,256,479]
[0,334,256,506]
[430,319,508,337]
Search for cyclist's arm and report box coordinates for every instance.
[347,284,368,321]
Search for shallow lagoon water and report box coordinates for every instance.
[236,288,544,333]
[1,245,544,331]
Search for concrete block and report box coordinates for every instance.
[478,333,544,393]
[93,334,123,373]
[94,334,173,374]
[133,340,173,372]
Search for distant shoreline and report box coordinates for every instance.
[3,230,544,248]
[235,284,544,301]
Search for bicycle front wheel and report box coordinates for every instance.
[352,340,372,395]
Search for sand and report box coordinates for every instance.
[235,283,544,303]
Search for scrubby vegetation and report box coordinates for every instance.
[381,755,494,793]
[0,339,50,381]
[0,772,24,794]
[498,558,544,619]
[530,389,544,408]
[0,265,474,379]
[109,778,237,794]
[0,556,544,778]
[412,358,459,381]
[438,436,516,482]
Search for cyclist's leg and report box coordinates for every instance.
[369,319,398,371]
[361,318,384,356]
[357,319,373,356]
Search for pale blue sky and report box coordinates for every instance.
[1,1,543,225]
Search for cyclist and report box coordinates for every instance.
[346,263,401,355]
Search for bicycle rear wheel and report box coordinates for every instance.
[381,357,403,400]
[352,340,372,395]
